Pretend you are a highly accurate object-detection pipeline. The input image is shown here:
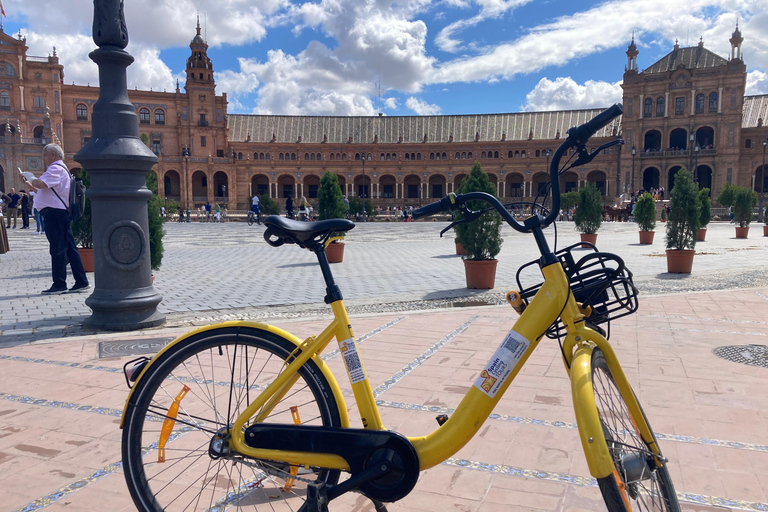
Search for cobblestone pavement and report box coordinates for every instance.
[1,219,767,345]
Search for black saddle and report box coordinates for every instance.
[263,215,355,250]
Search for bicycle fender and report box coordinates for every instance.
[570,343,616,479]
[119,321,349,429]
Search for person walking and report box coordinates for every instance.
[0,199,8,256]
[19,189,31,229]
[30,190,45,234]
[285,194,294,219]
[205,202,212,222]
[215,203,221,222]
[20,143,89,294]
[5,187,20,229]
[251,194,261,224]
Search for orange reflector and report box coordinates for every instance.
[282,406,302,492]
[158,385,191,463]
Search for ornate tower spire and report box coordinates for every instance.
[626,33,638,72]
[185,15,214,87]
[730,22,743,60]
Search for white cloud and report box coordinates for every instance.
[384,97,399,109]
[406,97,442,115]
[747,70,768,95]
[435,0,533,53]
[523,77,623,111]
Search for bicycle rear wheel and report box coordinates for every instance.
[247,213,254,226]
[122,327,342,512]
[590,349,680,512]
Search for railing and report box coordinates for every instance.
[698,148,716,156]
[640,150,662,158]
[27,56,51,63]
[213,196,229,203]
[193,196,208,202]
[663,149,689,157]
[19,137,47,145]
[0,105,10,111]
[77,116,87,121]
[199,120,209,127]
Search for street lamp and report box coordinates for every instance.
[631,145,636,195]
[760,138,767,222]
[544,149,552,203]
[361,154,367,222]
[692,144,700,185]
[689,132,695,179]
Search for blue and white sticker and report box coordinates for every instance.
[474,329,530,398]
[339,338,367,384]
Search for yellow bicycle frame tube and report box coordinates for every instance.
[120,321,349,430]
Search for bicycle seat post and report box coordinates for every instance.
[315,245,343,304]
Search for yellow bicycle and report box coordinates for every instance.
[120,104,679,512]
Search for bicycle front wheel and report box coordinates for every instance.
[247,213,254,226]
[590,349,680,512]
[122,327,342,512]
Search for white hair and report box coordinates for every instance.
[44,143,65,160]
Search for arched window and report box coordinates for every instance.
[430,153,435,160]
[316,153,321,160]
[382,153,386,160]
[494,151,499,158]
[266,154,271,160]
[442,153,446,159]
[416,153,421,160]
[411,153,416,160]
[368,153,372,160]
[656,97,664,117]
[330,153,335,161]
[461,152,466,159]
[310,153,315,161]
[290,153,296,160]
[254,152,258,159]
[405,153,410,160]
[696,94,705,113]
[455,152,460,159]
[238,152,242,160]
[482,151,487,158]
[305,153,310,160]
[0,91,9,107]
[154,109,165,124]
[139,107,150,124]
[436,153,441,160]
[521,150,526,158]
[535,150,540,157]
[745,139,752,149]
[76,103,87,120]
[386,153,391,161]
[643,98,653,117]
[342,153,347,161]
[514,150,520,158]
[467,152,471,159]
[392,153,397,160]
[279,153,284,160]
[355,153,360,160]
[708,92,718,113]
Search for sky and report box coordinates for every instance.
[2,0,767,117]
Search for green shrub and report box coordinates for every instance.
[72,169,92,249]
[348,197,376,218]
[454,163,503,260]
[665,169,700,251]
[698,188,711,228]
[318,172,346,220]
[733,186,757,228]
[716,183,736,207]
[560,191,579,211]
[256,195,280,216]
[146,171,165,271]
[634,193,656,232]
[661,208,666,221]
[574,183,602,234]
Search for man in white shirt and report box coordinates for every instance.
[21,144,89,294]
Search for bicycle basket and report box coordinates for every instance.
[516,242,639,339]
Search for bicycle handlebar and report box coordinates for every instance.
[412,103,623,232]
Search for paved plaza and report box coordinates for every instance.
[0,219,767,511]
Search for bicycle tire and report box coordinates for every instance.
[589,349,680,512]
[122,327,342,512]
[247,213,254,226]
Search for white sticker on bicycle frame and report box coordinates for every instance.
[339,338,367,384]
[473,329,531,398]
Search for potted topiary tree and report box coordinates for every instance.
[318,171,347,263]
[764,205,768,237]
[731,186,757,238]
[665,168,700,273]
[71,168,93,272]
[454,163,503,289]
[697,188,711,241]
[574,183,602,247]
[146,171,165,276]
[634,192,656,244]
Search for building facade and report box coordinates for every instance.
[1,24,767,209]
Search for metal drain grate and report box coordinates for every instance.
[712,345,768,368]
[98,337,174,359]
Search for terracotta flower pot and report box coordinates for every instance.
[463,259,498,289]
[78,247,94,273]
[764,225,768,237]
[735,226,749,239]
[638,231,654,245]
[325,241,345,263]
[697,228,707,242]
[666,249,694,274]
[579,233,598,249]
[455,242,466,256]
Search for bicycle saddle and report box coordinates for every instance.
[263,215,355,249]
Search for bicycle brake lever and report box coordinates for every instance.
[438,208,483,237]
[572,139,625,168]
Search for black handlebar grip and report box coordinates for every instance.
[569,103,623,144]
[413,196,452,219]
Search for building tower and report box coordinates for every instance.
[626,35,638,72]
[185,15,214,86]
[730,23,743,61]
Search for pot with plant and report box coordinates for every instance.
[633,192,656,244]
[732,186,757,238]
[665,168,700,273]
[454,163,503,289]
[697,188,711,241]
[318,171,347,263]
[71,169,94,272]
[573,182,602,247]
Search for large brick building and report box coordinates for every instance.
[1,23,767,210]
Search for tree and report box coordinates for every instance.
[146,170,165,271]
[733,186,757,228]
[560,191,579,211]
[698,188,711,228]
[318,172,346,220]
[454,163,503,260]
[257,194,280,215]
[665,169,700,250]
[574,183,602,234]
[716,183,736,207]
[633,192,656,232]
[72,169,92,249]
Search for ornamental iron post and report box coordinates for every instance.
[630,146,636,195]
[74,0,165,330]
[760,138,767,222]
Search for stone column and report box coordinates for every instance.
[74,0,164,330]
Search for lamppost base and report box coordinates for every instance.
[84,287,165,331]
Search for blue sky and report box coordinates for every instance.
[2,0,767,116]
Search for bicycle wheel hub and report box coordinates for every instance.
[619,451,651,483]
[209,427,232,459]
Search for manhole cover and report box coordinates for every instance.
[712,345,768,368]
[99,337,174,359]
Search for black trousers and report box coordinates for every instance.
[41,208,88,289]
[21,205,30,228]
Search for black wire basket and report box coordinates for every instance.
[516,242,639,339]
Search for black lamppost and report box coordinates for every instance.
[692,144,700,185]
[631,146,636,195]
[361,154,367,222]
[760,138,767,222]
[74,0,165,330]
[689,132,695,180]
